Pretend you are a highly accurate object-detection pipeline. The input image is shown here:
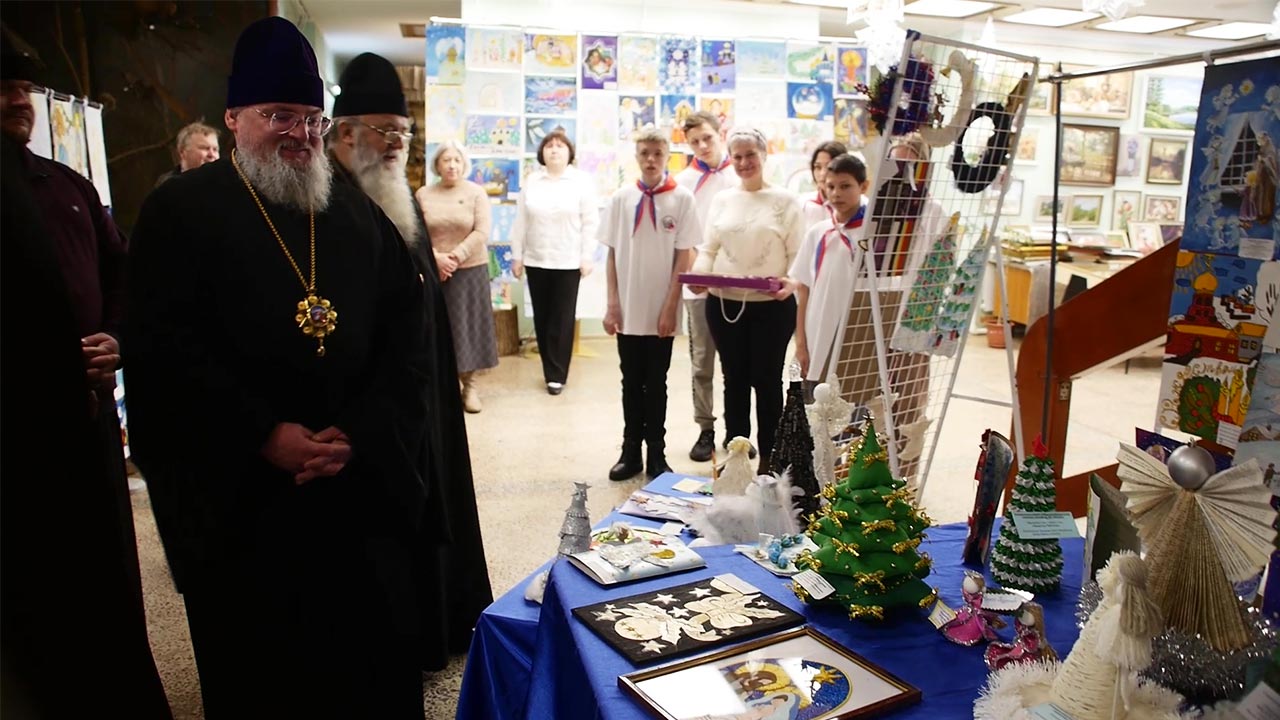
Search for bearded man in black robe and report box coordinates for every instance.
[327,51,493,672]
[126,18,427,717]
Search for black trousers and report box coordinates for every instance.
[617,334,675,453]
[705,295,797,459]
[526,267,580,384]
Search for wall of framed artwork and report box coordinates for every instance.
[1142,194,1182,223]
[1146,137,1189,184]
[1015,126,1039,164]
[1033,194,1065,222]
[1061,124,1119,186]
[1066,193,1104,227]
[1112,190,1141,231]
[1115,133,1142,178]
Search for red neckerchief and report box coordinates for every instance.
[692,156,731,193]
[634,174,678,234]
[808,191,825,207]
[814,204,865,280]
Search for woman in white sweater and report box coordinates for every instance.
[689,127,804,470]
[510,130,600,395]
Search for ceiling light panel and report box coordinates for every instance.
[905,0,999,18]
[1185,22,1275,40]
[1001,8,1100,27]
[1094,15,1197,34]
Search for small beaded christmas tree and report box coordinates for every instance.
[990,436,1064,593]
[557,482,592,556]
[771,381,821,519]
[793,429,936,620]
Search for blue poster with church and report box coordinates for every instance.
[1180,57,1280,260]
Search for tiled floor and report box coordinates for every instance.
[133,331,1166,718]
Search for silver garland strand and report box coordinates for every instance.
[1076,581,1279,704]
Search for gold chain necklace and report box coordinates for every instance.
[231,149,337,357]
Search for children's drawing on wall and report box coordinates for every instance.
[425,86,465,143]
[49,97,88,179]
[618,95,656,141]
[835,46,868,98]
[465,115,522,156]
[659,36,699,94]
[578,90,620,147]
[698,97,734,137]
[470,157,522,204]
[426,24,466,84]
[735,80,787,121]
[618,35,659,93]
[524,33,577,75]
[1235,352,1280,488]
[525,117,576,154]
[659,94,696,145]
[578,149,621,198]
[786,82,833,121]
[464,71,523,115]
[700,39,735,93]
[581,35,618,90]
[466,27,522,71]
[736,40,786,79]
[1181,57,1280,261]
[785,42,833,84]
[525,76,577,115]
[833,98,869,150]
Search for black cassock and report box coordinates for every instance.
[331,159,494,671]
[126,159,428,718]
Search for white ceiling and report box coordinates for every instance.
[302,0,1278,67]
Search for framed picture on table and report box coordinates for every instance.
[1061,124,1119,186]
[1146,137,1189,184]
[1129,221,1164,253]
[620,626,922,720]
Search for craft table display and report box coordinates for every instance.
[457,476,1084,720]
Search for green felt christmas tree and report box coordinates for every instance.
[990,436,1064,593]
[793,429,936,620]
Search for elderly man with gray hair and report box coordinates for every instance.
[154,121,219,186]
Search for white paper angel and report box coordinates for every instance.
[684,578,786,630]
[807,384,852,492]
[1117,442,1276,651]
[613,601,720,645]
[715,436,756,497]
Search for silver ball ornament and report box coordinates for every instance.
[1167,445,1214,490]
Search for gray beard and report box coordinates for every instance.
[236,143,333,212]
[350,141,422,246]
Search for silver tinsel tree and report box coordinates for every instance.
[557,482,592,555]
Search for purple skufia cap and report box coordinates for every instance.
[226,17,323,110]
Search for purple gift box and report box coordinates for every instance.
[679,272,782,294]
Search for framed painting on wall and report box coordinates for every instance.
[1141,74,1201,134]
[1067,193,1104,227]
[1146,137,1189,184]
[1112,190,1141,231]
[983,178,1023,215]
[1143,194,1183,223]
[1033,195,1066,222]
[1061,123,1119,186]
[620,627,922,720]
[1059,66,1133,119]
[1026,79,1054,116]
[1015,126,1039,164]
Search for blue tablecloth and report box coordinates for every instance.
[458,478,1084,720]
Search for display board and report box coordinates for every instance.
[26,87,112,206]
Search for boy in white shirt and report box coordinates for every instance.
[787,153,870,384]
[673,111,737,463]
[601,128,701,480]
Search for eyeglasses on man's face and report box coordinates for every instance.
[358,121,413,145]
[252,108,333,137]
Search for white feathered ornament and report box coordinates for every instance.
[1116,442,1276,651]
[687,469,802,545]
[713,436,756,497]
[808,384,852,493]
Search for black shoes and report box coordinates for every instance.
[689,430,716,462]
[646,451,673,480]
[609,442,643,481]
[546,382,564,395]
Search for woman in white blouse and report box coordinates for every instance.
[689,127,804,471]
[511,130,599,395]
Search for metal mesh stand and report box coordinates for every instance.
[830,31,1036,496]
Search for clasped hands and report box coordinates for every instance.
[262,422,352,485]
